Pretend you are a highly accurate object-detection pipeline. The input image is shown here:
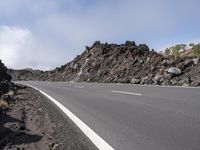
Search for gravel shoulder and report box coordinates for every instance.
[0,85,97,150]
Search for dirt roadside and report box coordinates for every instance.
[0,85,97,150]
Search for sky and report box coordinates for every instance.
[0,0,200,70]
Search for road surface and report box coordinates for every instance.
[17,81,200,150]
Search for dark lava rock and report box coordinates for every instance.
[0,60,13,116]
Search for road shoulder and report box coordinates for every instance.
[0,85,97,150]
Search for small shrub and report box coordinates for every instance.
[6,90,14,97]
[171,45,181,60]
[164,48,171,58]
[0,99,8,116]
[192,43,200,57]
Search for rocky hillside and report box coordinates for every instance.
[9,41,200,86]
[0,60,12,95]
[0,60,14,115]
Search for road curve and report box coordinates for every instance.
[17,81,200,150]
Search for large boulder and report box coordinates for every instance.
[193,58,199,65]
[138,44,149,52]
[168,67,182,75]
[130,78,141,84]
[162,59,170,67]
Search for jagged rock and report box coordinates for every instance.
[162,59,170,67]
[193,58,199,65]
[192,82,200,86]
[125,41,136,46]
[0,60,13,97]
[168,67,182,75]
[164,73,172,80]
[171,78,179,85]
[116,78,130,83]
[7,41,200,87]
[178,77,190,85]
[130,78,141,84]
[154,73,163,82]
[141,76,153,85]
[0,60,12,82]
[0,60,13,117]
[146,57,150,62]
[184,59,194,67]
[162,80,171,86]
[182,83,189,87]
[138,44,149,52]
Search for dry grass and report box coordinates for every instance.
[0,99,8,109]
[180,49,193,57]
[5,90,15,97]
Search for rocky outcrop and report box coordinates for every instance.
[168,67,182,75]
[0,60,14,116]
[0,60,11,82]
[0,60,13,94]
[9,41,200,86]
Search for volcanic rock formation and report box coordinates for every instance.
[9,41,200,86]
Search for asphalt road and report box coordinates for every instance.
[17,81,200,150]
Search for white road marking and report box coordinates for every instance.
[24,84,115,150]
[74,86,84,88]
[112,90,142,96]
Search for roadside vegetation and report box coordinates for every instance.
[0,99,8,115]
[190,43,200,57]
[164,43,200,59]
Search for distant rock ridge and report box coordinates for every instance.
[8,41,200,86]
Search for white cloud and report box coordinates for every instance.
[0,0,199,70]
[0,25,62,70]
[0,26,33,69]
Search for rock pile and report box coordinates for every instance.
[9,41,200,86]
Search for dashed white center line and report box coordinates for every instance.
[74,86,85,88]
[111,90,142,96]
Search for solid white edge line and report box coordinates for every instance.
[23,84,115,150]
[112,90,142,96]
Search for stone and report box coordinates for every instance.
[139,60,144,64]
[141,76,153,85]
[182,83,189,87]
[178,77,190,85]
[138,44,149,51]
[171,78,179,85]
[162,59,170,67]
[193,58,199,65]
[154,73,163,82]
[125,41,136,46]
[184,59,194,67]
[168,67,182,75]
[130,78,141,84]
[146,57,150,62]
[164,73,172,79]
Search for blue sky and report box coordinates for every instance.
[0,0,199,70]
